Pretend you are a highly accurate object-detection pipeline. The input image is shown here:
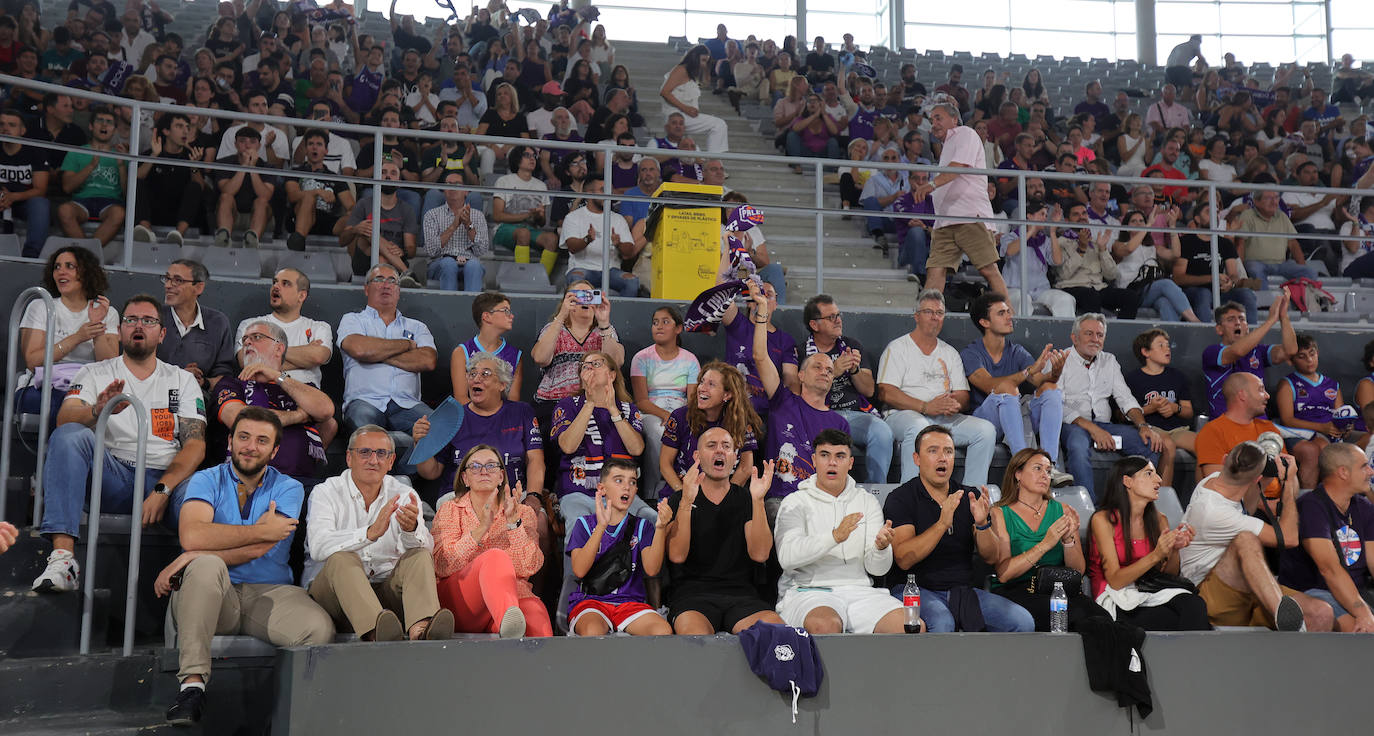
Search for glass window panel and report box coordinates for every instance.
[1330,31,1374,56]
[806,12,886,48]
[1012,31,1117,61]
[809,0,880,11]
[1011,0,1114,30]
[589,0,684,8]
[684,14,794,44]
[1291,37,1326,65]
[906,0,1010,27]
[1222,35,1295,64]
[600,8,687,41]
[1113,2,1137,35]
[1156,5,1220,35]
[1218,4,1296,30]
[1330,0,1372,27]
[688,0,791,14]
[1291,5,1325,36]
[906,24,1010,55]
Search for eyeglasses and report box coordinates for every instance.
[351,447,394,460]
[580,359,607,372]
[241,333,280,346]
[521,151,538,159]
[466,368,496,380]
[567,157,586,165]
[160,275,202,286]
[465,461,502,474]
[368,276,400,285]
[916,309,946,318]
[816,312,842,323]
[485,307,514,316]
[121,316,161,327]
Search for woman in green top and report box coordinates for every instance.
[991,448,1108,631]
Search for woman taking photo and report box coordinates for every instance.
[18,247,119,422]
[1088,457,1210,630]
[992,448,1109,630]
[630,306,699,497]
[432,446,551,638]
[658,361,760,499]
[660,45,729,153]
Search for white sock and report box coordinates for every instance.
[180,682,206,692]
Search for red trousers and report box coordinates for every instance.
[437,548,552,637]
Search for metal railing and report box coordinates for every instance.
[81,393,149,657]
[0,287,55,525]
[3,72,1374,317]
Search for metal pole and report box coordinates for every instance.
[1136,0,1157,65]
[601,142,612,293]
[121,101,141,270]
[1017,174,1029,317]
[80,393,147,655]
[1209,183,1221,309]
[0,287,54,524]
[122,418,148,658]
[370,131,383,270]
[814,160,824,294]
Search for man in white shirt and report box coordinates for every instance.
[1145,84,1193,139]
[1181,441,1332,631]
[32,295,207,593]
[1059,313,1171,501]
[912,102,1008,299]
[1282,160,1342,276]
[217,93,289,167]
[117,10,155,68]
[305,426,451,641]
[559,179,639,297]
[236,268,335,388]
[876,289,997,486]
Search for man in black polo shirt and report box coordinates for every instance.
[0,109,50,257]
[883,425,1035,632]
[30,93,87,173]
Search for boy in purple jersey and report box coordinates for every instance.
[566,460,673,636]
[451,291,523,402]
[1202,292,1296,418]
[214,321,334,485]
[720,279,798,419]
[1277,334,1360,489]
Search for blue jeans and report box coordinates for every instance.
[427,255,486,291]
[860,196,895,235]
[885,410,997,486]
[1184,285,1258,324]
[900,227,930,276]
[1243,259,1316,289]
[973,389,1063,463]
[343,399,434,473]
[421,190,484,220]
[14,197,50,257]
[889,585,1036,633]
[837,409,895,484]
[396,189,422,217]
[17,385,66,430]
[1138,279,1195,321]
[757,262,786,304]
[566,267,640,298]
[39,423,169,538]
[1062,421,1159,501]
[784,131,841,160]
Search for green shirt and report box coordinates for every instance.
[59,146,124,201]
[996,499,1065,587]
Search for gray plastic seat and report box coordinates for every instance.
[127,243,180,274]
[0,233,20,257]
[195,246,266,279]
[495,261,555,294]
[39,236,102,263]
[276,251,339,285]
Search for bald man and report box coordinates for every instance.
[1195,373,1281,480]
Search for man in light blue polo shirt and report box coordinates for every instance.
[157,407,334,726]
[337,263,439,465]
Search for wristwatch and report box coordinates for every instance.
[506,518,522,531]
[153,483,170,496]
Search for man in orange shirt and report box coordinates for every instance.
[1196,373,1283,495]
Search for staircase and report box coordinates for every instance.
[613,42,923,309]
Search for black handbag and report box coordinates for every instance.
[1135,569,1198,595]
[577,517,641,596]
[1028,565,1083,595]
[1127,260,1164,290]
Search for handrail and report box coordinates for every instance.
[81,393,148,657]
[0,287,55,525]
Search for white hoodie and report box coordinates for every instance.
[775,475,893,595]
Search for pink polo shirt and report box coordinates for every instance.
[932,125,996,232]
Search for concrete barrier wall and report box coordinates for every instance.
[271,632,1370,735]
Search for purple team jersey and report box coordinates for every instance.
[724,316,799,415]
[765,387,850,498]
[658,405,759,498]
[213,377,324,478]
[459,336,522,377]
[1282,372,1341,425]
[1203,343,1274,417]
[437,400,542,492]
[565,514,655,607]
[549,396,643,497]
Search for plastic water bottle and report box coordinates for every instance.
[902,574,921,633]
[1050,582,1069,634]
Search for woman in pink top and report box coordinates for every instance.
[1088,457,1210,630]
[432,445,551,637]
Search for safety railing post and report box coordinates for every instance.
[0,287,55,524]
[1208,183,1221,309]
[370,131,383,271]
[602,141,613,292]
[1017,175,1029,317]
[814,160,824,294]
[121,101,141,270]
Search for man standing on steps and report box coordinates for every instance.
[912,101,1009,301]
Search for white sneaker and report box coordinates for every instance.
[132,225,155,242]
[32,549,80,593]
[498,605,526,638]
[1050,469,1075,488]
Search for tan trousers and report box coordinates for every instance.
[307,548,441,633]
[171,555,335,682]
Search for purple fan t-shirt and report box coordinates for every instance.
[766,387,849,498]
[1202,343,1276,417]
[213,377,324,479]
[565,514,655,607]
[724,316,799,415]
[549,396,643,498]
[436,401,542,492]
[1281,372,1341,425]
[658,405,759,498]
[459,336,522,376]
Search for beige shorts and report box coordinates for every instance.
[1166,426,1194,442]
[929,223,1000,270]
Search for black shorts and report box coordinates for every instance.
[669,592,771,633]
[1165,65,1193,89]
[308,209,340,234]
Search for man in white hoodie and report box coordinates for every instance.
[774,429,911,634]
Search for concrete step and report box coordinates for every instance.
[1,709,176,736]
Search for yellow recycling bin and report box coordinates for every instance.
[647,182,723,300]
